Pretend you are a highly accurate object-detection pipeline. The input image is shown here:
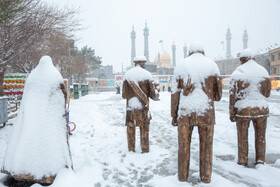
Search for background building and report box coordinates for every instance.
[93,65,113,79]
[215,58,240,75]
[216,48,278,76]
[269,47,280,75]
[215,28,278,75]
[130,22,175,75]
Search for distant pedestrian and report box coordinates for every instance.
[229,48,271,166]
[116,84,120,94]
[162,85,165,92]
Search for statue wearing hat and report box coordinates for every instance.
[122,56,159,153]
[171,42,222,183]
[229,49,271,165]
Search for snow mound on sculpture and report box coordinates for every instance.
[188,41,204,55]
[127,97,142,110]
[173,53,220,85]
[231,59,269,110]
[240,48,255,58]
[172,47,220,116]
[124,66,153,83]
[231,60,269,80]
[2,56,72,179]
[178,89,213,116]
[133,56,147,62]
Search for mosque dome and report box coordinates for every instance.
[154,50,171,68]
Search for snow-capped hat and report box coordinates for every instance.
[153,80,159,85]
[188,41,204,55]
[133,56,147,63]
[240,48,255,58]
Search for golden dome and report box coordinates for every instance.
[154,50,171,68]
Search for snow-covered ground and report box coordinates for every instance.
[0,91,280,187]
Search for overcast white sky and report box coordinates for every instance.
[45,0,280,73]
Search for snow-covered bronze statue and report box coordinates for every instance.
[229,49,271,165]
[171,42,222,183]
[122,56,159,153]
[2,56,72,185]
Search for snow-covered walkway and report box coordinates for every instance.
[0,91,280,186]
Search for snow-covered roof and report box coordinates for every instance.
[124,66,153,82]
[240,48,255,58]
[188,41,204,55]
[133,56,147,62]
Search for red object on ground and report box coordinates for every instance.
[68,122,76,133]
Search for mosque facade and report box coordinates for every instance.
[215,27,277,75]
[130,24,278,76]
[130,22,188,75]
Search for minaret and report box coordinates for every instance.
[243,28,248,49]
[183,43,188,58]
[130,25,136,66]
[226,27,232,59]
[143,21,149,62]
[158,52,161,67]
[172,41,176,67]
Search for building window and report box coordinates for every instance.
[278,53,280,61]
[271,54,275,62]
[227,61,232,69]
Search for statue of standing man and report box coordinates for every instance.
[229,48,271,165]
[122,56,159,153]
[171,42,222,183]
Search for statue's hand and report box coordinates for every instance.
[172,118,178,126]
[230,116,236,122]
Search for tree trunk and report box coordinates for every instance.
[0,68,6,97]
